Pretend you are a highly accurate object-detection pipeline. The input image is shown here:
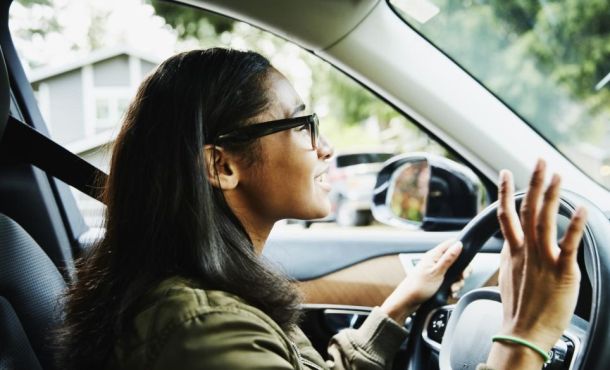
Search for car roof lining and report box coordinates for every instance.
[178,0,380,51]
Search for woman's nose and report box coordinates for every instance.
[317,135,334,160]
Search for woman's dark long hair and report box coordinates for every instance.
[57,48,302,370]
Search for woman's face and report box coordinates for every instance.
[236,70,333,223]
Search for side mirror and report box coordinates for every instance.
[372,153,487,231]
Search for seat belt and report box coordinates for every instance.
[0,115,107,203]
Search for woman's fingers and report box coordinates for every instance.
[428,238,457,261]
[520,160,546,250]
[434,241,463,274]
[497,170,523,248]
[451,280,464,298]
[537,173,561,259]
[559,207,587,271]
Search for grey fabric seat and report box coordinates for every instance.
[0,214,66,370]
[0,45,66,369]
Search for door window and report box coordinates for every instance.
[10,0,472,231]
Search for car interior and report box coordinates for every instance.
[1,0,610,369]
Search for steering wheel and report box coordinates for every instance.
[405,190,610,370]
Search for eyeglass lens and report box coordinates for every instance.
[310,114,319,149]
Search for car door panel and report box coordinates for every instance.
[265,231,502,361]
[298,254,404,306]
[295,252,500,306]
[264,231,502,281]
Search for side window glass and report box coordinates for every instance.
[10,0,470,230]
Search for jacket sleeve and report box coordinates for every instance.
[152,306,407,370]
[324,307,409,370]
[151,309,299,370]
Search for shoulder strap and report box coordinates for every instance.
[0,115,107,203]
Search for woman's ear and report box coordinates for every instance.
[203,145,239,190]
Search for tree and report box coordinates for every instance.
[149,1,442,152]
[13,0,60,39]
[489,0,610,143]
[403,0,610,147]
[150,1,233,39]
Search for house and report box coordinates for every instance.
[29,47,162,226]
[30,46,161,170]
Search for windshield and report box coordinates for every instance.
[389,0,610,191]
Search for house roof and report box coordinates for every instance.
[28,46,164,83]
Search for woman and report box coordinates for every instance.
[58,48,586,370]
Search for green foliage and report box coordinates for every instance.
[311,64,399,128]
[149,0,426,152]
[412,0,610,147]
[17,0,51,6]
[487,0,610,115]
[149,1,233,39]
[15,0,61,37]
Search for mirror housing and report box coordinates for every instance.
[372,153,486,231]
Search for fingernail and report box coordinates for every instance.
[451,241,463,253]
[551,173,560,185]
[499,170,508,182]
[536,158,545,171]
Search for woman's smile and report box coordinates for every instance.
[314,168,331,192]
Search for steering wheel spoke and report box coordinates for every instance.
[424,288,586,370]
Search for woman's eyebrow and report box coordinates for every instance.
[291,103,306,117]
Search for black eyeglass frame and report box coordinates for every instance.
[214,113,319,150]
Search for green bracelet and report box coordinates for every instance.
[491,335,551,363]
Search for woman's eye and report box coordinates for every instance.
[297,124,309,132]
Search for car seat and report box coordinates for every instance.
[0,46,66,370]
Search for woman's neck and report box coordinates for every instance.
[248,225,271,254]
[223,188,276,254]
[228,203,274,254]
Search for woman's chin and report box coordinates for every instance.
[298,203,331,221]
[314,199,331,218]
[285,195,331,221]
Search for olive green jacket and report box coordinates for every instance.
[108,276,409,370]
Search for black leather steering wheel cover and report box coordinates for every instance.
[406,190,610,370]
[567,191,610,370]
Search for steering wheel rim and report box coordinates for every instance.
[406,190,610,370]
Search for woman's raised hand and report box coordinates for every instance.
[487,159,587,369]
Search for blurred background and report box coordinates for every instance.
[10,0,448,230]
[9,0,610,231]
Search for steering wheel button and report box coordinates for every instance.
[426,308,453,345]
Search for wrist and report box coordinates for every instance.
[486,341,547,370]
[501,324,559,353]
[379,301,419,324]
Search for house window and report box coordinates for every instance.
[94,90,131,133]
[117,98,130,117]
[95,98,110,120]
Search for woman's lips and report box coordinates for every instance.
[314,172,332,192]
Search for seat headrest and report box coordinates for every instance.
[0,46,9,142]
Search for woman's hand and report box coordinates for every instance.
[380,239,463,324]
[486,160,587,370]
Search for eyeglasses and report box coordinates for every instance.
[214,113,319,150]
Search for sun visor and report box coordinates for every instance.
[0,46,9,141]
